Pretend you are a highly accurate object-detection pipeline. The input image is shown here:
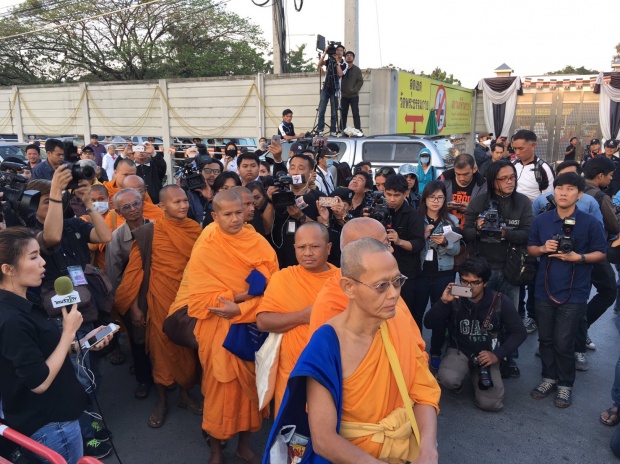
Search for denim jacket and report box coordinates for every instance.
[420,213,461,271]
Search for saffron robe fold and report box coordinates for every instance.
[263,322,440,463]
[113,217,201,388]
[256,263,338,416]
[187,224,279,440]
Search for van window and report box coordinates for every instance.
[327,141,348,161]
[362,142,424,163]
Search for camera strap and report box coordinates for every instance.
[544,259,575,305]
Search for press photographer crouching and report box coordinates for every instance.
[424,257,527,411]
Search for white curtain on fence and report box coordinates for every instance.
[477,77,521,137]
[596,72,620,140]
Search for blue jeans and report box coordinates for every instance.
[488,269,519,310]
[536,298,586,388]
[318,89,338,133]
[30,420,83,464]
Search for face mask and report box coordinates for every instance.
[225,149,237,157]
[92,201,109,215]
[326,159,336,168]
[420,156,430,164]
[483,139,492,147]
[259,142,268,150]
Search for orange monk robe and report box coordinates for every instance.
[309,269,428,361]
[338,317,440,460]
[187,224,279,440]
[256,263,338,416]
[80,214,109,270]
[103,180,154,205]
[113,216,202,388]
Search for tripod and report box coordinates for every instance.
[310,55,343,136]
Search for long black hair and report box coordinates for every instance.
[419,180,457,228]
[213,171,241,194]
[484,160,517,198]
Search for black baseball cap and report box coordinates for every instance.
[605,139,619,149]
[90,134,98,139]
[591,138,601,145]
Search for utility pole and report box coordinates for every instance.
[344,0,359,61]
[272,0,286,74]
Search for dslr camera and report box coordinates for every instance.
[479,200,503,244]
[552,217,576,254]
[364,190,391,228]
[469,355,494,391]
[0,160,40,227]
[63,141,95,189]
[271,171,306,209]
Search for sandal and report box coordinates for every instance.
[134,383,151,400]
[600,406,620,426]
[147,404,168,428]
[108,347,125,365]
[178,398,203,415]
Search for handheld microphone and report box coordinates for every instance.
[51,276,81,309]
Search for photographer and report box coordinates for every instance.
[247,180,276,235]
[424,257,527,412]
[347,171,372,217]
[186,158,224,225]
[317,43,347,136]
[528,173,607,408]
[314,146,336,195]
[134,142,166,204]
[32,139,66,180]
[382,174,425,313]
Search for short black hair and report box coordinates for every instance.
[237,153,260,166]
[384,174,408,194]
[353,171,373,189]
[205,158,224,171]
[246,180,265,195]
[570,137,578,143]
[556,160,582,176]
[290,154,315,170]
[583,156,616,180]
[459,257,492,283]
[490,142,504,153]
[25,143,39,153]
[44,138,63,153]
[282,109,293,117]
[336,44,345,51]
[512,129,537,143]
[453,153,475,169]
[553,172,585,192]
[345,51,355,58]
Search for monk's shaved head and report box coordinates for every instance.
[341,238,393,280]
[116,158,135,170]
[213,190,242,213]
[295,222,330,244]
[113,188,141,208]
[159,184,185,203]
[91,184,109,197]
[123,175,145,190]
[231,186,252,196]
[341,217,388,248]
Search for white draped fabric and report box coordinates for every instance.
[596,72,620,140]
[477,77,522,137]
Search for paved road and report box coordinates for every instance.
[96,308,620,464]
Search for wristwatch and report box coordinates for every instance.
[579,254,586,264]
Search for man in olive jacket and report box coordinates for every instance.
[340,51,364,133]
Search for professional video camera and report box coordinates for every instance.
[295,136,327,155]
[479,200,503,244]
[541,194,557,213]
[63,141,95,189]
[326,40,342,57]
[552,217,576,254]
[175,150,213,191]
[470,355,494,390]
[271,171,307,209]
[363,190,391,228]
[316,34,342,57]
[0,160,40,227]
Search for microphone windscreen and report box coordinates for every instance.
[54,276,74,296]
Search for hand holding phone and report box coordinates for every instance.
[450,284,473,298]
[80,323,120,350]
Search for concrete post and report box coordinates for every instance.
[158,79,174,184]
[11,86,24,142]
[80,83,91,147]
[272,0,283,74]
[256,73,266,139]
[344,0,359,60]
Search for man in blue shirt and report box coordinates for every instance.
[528,172,607,408]
[32,139,66,180]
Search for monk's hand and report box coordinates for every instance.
[233,291,251,303]
[299,305,312,324]
[208,297,241,319]
[440,283,457,304]
[130,305,146,328]
[477,350,499,367]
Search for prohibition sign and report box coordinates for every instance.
[434,85,447,133]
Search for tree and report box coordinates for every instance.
[614,42,620,61]
[286,44,316,73]
[420,67,461,86]
[0,0,270,84]
[545,65,598,75]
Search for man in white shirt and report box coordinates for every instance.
[314,147,336,195]
[512,130,554,202]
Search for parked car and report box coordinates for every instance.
[131,136,163,145]
[0,142,28,162]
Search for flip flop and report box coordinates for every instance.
[147,405,168,428]
[600,406,620,426]
[178,398,203,415]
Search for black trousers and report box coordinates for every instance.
[122,313,153,386]
[340,95,361,131]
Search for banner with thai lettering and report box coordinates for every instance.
[397,72,473,135]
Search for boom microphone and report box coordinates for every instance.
[51,276,81,309]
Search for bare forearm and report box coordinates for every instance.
[87,210,112,243]
[413,403,439,462]
[256,309,308,333]
[32,332,74,394]
[313,433,381,464]
[42,201,64,248]
[528,245,544,258]
[262,204,275,234]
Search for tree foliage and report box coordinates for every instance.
[420,67,461,86]
[614,42,620,61]
[286,44,316,73]
[0,0,270,85]
[545,65,599,75]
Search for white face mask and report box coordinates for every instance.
[483,139,492,147]
[92,201,109,214]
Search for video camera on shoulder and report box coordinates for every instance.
[552,217,576,254]
[479,200,503,244]
[175,148,212,191]
[0,160,40,227]
[363,190,391,228]
[271,171,306,208]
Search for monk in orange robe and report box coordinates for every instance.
[105,175,162,232]
[309,217,427,359]
[266,238,441,464]
[81,184,111,270]
[102,158,137,201]
[256,222,337,416]
[114,185,202,428]
[187,190,279,464]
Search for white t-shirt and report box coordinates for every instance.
[315,166,335,195]
[102,153,117,181]
[514,158,554,202]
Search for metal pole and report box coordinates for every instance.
[344,0,359,59]
[256,73,265,138]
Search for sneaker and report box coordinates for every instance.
[523,317,538,334]
[83,438,112,459]
[585,334,596,351]
[91,420,111,442]
[575,352,589,371]
[430,356,441,370]
[531,381,557,399]
[453,382,463,394]
[554,387,573,408]
[508,359,520,378]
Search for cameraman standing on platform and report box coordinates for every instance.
[340,50,363,134]
[528,173,607,408]
[317,43,347,136]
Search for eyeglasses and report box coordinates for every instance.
[346,274,408,293]
[460,279,483,287]
[203,168,221,174]
[496,174,516,183]
[119,199,142,212]
[427,195,445,202]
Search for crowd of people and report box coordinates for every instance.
[1,126,620,463]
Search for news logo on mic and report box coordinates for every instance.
[51,276,81,309]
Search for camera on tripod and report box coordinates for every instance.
[364,190,391,228]
[552,217,576,254]
[270,171,307,209]
[479,200,503,244]
[0,161,41,227]
[469,355,494,390]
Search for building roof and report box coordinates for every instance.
[494,63,513,72]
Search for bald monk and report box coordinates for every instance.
[105,175,163,231]
[187,190,279,464]
[114,185,202,427]
[103,158,137,200]
[231,186,256,224]
[256,222,337,415]
[266,239,441,464]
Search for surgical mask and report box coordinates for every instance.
[420,156,430,164]
[225,149,237,157]
[92,201,109,214]
[483,139,492,147]
[259,142,268,150]
[327,159,336,168]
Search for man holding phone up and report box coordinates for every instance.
[424,257,527,411]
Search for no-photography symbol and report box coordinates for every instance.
[434,85,447,132]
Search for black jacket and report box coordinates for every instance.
[424,289,527,360]
[463,190,533,269]
[473,143,491,167]
[389,202,425,277]
[136,154,167,204]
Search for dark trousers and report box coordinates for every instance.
[536,298,586,388]
[340,95,361,130]
[121,313,153,386]
[412,272,454,356]
[575,261,616,352]
[518,263,538,321]
[317,89,338,133]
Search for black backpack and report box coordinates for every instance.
[515,157,553,192]
[334,161,353,187]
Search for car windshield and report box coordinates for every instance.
[431,138,452,162]
[0,145,26,160]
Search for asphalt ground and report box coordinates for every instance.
[95,305,620,464]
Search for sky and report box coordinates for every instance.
[0,0,616,88]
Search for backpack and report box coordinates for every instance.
[584,185,620,264]
[333,161,353,187]
[515,156,552,192]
